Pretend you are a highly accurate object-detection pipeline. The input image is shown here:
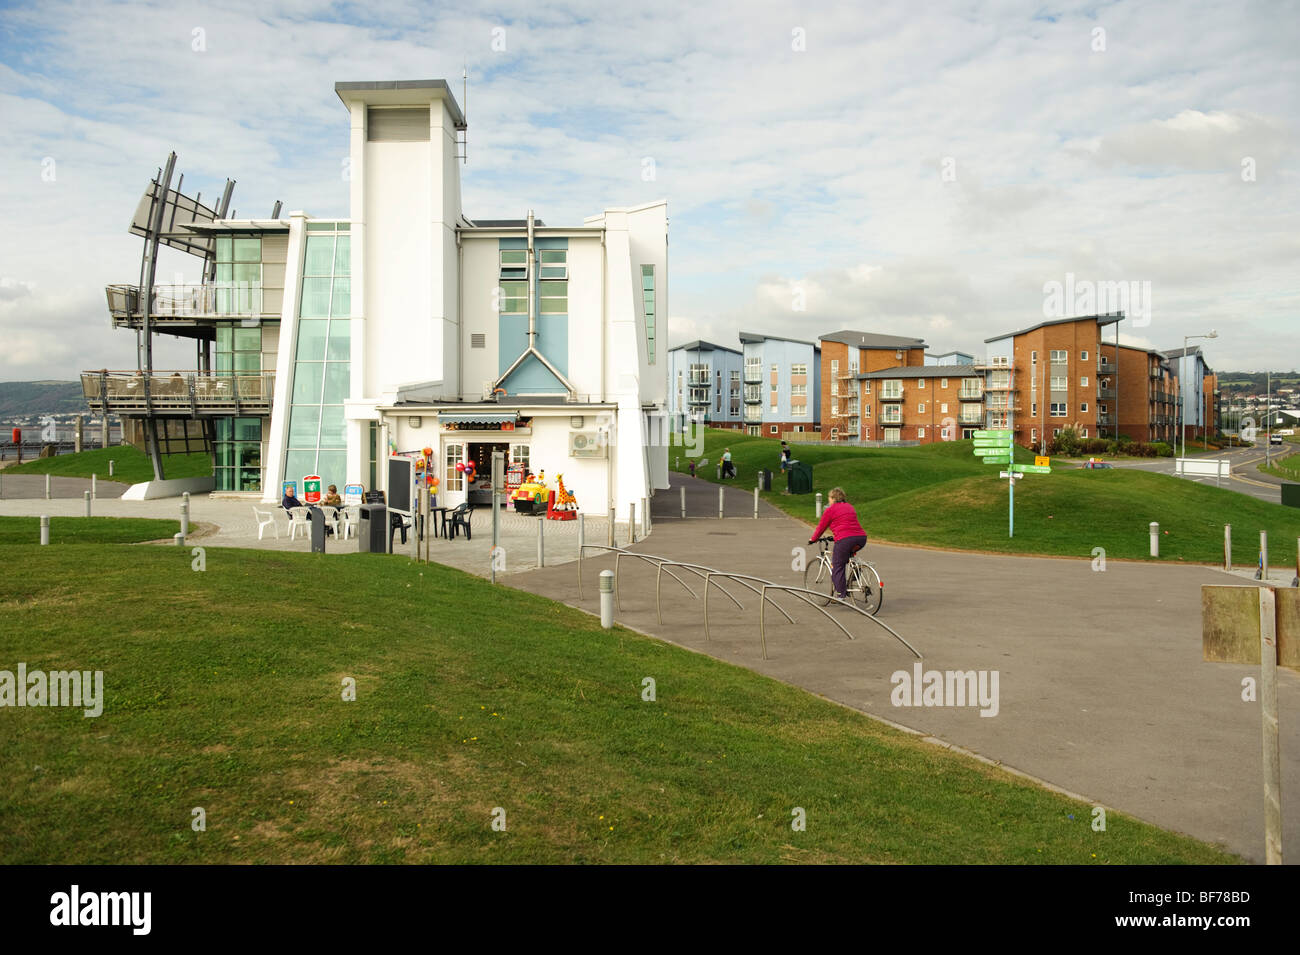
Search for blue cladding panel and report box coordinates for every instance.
[499,237,527,249]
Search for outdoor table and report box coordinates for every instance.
[430,506,452,539]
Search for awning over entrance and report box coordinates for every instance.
[439,413,518,428]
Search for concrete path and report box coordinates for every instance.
[511,484,1299,863]
[0,473,128,500]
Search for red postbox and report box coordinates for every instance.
[10,428,19,445]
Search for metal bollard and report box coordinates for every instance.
[754,486,759,518]
[680,485,686,518]
[1149,522,1159,557]
[92,474,97,499]
[45,474,51,500]
[718,486,724,518]
[40,515,49,545]
[675,456,679,470]
[599,569,615,628]
[716,465,722,481]
[607,507,615,547]
[181,499,190,539]
[641,496,648,537]
[109,459,114,477]
[84,490,91,517]
[175,532,185,546]
[629,502,637,545]
[577,512,585,562]
[537,514,545,568]
[1225,524,1232,572]
[815,492,823,518]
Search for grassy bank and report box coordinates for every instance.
[0,515,180,545]
[0,538,1234,864]
[675,430,1300,563]
[2,446,211,484]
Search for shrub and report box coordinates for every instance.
[1149,441,1173,457]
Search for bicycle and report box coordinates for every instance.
[803,536,884,615]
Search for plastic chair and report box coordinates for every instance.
[252,506,279,541]
[340,505,360,540]
[317,506,341,537]
[286,506,311,541]
[449,503,473,540]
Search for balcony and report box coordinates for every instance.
[687,393,710,406]
[985,378,1012,391]
[743,368,762,385]
[106,284,275,334]
[879,389,904,402]
[1096,412,1115,425]
[687,374,711,386]
[1097,384,1117,400]
[743,406,762,423]
[958,411,984,425]
[973,359,1011,371]
[82,370,274,417]
[958,389,983,401]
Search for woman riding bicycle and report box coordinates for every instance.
[807,487,867,601]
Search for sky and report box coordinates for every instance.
[0,0,1296,381]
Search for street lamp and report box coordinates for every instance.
[1180,330,1218,459]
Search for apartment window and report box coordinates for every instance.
[918,403,925,414]
[1081,428,1089,438]
[1031,428,1037,443]
[791,384,807,396]
[641,265,655,364]
[1031,350,1038,364]
[540,249,567,279]
[831,398,838,416]
[884,428,901,443]
[214,235,262,315]
[791,363,807,376]
[881,379,903,399]
[962,428,976,440]
[499,281,527,314]
[918,427,926,439]
[918,378,926,390]
[444,444,464,492]
[862,380,871,395]
[792,404,807,417]
[1050,376,1067,391]
[990,370,1010,390]
[770,426,779,435]
[1099,404,1107,414]
[1031,402,1037,416]
[1080,376,1089,387]
[499,249,529,280]
[940,402,949,414]
[1080,350,1089,361]
[539,280,567,314]
[1053,428,1062,438]
[1050,402,1067,417]
[864,404,871,418]
[1080,402,1089,413]
[830,359,839,395]
[1050,349,1067,363]
[941,378,948,389]
[730,371,740,394]
[770,403,778,415]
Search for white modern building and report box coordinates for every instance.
[88,80,670,518]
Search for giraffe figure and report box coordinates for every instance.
[554,473,578,510]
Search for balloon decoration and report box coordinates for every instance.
[430,476,440,488]
[455,462,466,473]
[422,446,433,459]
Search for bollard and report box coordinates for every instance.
[675,456,679,470]
[718,486,724,518]
[537,514,545,568]
[1149,522,1159,557]
[181,499,190,539]
[40,515,49,546]
[45,474,51,500]
[109,459,114,477]
[84,490,91,518]
[754,486,759,518]
[1225,524,1232,572]
[680,485,686,518]
[599,569,615,628]
[174,532,185,547]
[629,502,637,545]
[577,512,585,562]
[716,464,722,481]
[0,470,4,499]
[92,474,97,500]
[815,492,823,518]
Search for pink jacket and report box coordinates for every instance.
[810,502,866,541]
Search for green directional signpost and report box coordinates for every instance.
[972,430,1050,536]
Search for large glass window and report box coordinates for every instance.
[284,227,351,486]
[214,417,262,491]
[642,265,656,364]
[214,236,262,314]
[538,280,568,314]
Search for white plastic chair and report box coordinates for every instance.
[318,506,341,537]
[252,506,279,541]
[287,506,311,541]
[340,505,360,540]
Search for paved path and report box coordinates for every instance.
[511,490,1299,863]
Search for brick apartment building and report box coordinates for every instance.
[981,313,1124,451]
[819,330,926,441]
[1099,343,1179,443]
[857,366,987,442]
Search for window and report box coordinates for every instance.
[792,404,807,417]
[770,426,778,435]
[500,249,529,280]
[885,428,901,443]
[962,428,976,440]
[770,403,778,415]
[1081,350,1089,361]
[791,363,807,376]
[1081,428,1089,438]
[1080,402,1089,413]
[830,359,839,395]
[1050,349,1067,363]
[1050,402,1067,417]
[830,398,838,416]
[918,403,925,414]
[941,378,948,389]
[940,403,949,414]
[1080,376,1089,387]
[864,404,871,418]
[1051,376,1067,391]
[215,324,264,377]
[540,249,567,279]
[730,371,740,395]
[1053,428,1062,438]
[1031,350,1038,363]
[791,384,807,396]
[539,280,567,314]
[214,235,262,315]
[1031,402,1037,416]
[881,379,903,399]
[510,444,530,473]
[445,444,464,492]
[862,380,871,395]
[499,281,527,314]
[214,417,262,492]
[918,427,926,439]
[641,265,655,363]
[918,378,926,389]
[1031,428,1037,443]
[990,370,1010,389]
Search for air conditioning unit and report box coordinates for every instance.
[569,431,608,458]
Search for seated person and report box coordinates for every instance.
[282,489,304,511]
[322,484,343,507]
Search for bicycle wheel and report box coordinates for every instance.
[803,556,834,605]
[851,562,884,615]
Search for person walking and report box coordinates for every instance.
[780,441,792,472]
[807,487,867,601]
[722,447,735,479]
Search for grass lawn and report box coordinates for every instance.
[0,515,179,545]
[2,446,211,484]
[676,429,1300,564]
[1256,441,1300,482]
[0,537,1234,864]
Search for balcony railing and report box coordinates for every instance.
[958,412,984,425]
[958,389,983,401]
[687,373,711,386]
[743,369,762,384]
[82,371,274,416]
[879,389,904,401]
[1095,412,1115,425]
[106,283,271,325]
[1097,385,1117,399]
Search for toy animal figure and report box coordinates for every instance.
[554,474,578,510]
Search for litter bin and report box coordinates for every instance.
[1282,483,1300,509]
[309,507,327,553]
[758,469,772,491]
[358,503,387,553]
[787,460,813,494]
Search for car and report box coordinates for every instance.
[1081,458,1113,469]
[1269,435,1284,445]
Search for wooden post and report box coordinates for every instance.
[1259,587,1282,864]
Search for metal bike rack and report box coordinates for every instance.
[701,571,799,643]
[759,583,921,661]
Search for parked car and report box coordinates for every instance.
[1269,434,1284,445]
[1081,458,1113,469]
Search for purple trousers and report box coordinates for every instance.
[832,535,867,597]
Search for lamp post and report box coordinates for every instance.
[1180,330,1218,459]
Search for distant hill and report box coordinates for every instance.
[0,381,86,418]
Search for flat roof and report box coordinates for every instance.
[984,312,1124,343]
[334,79,467,129]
